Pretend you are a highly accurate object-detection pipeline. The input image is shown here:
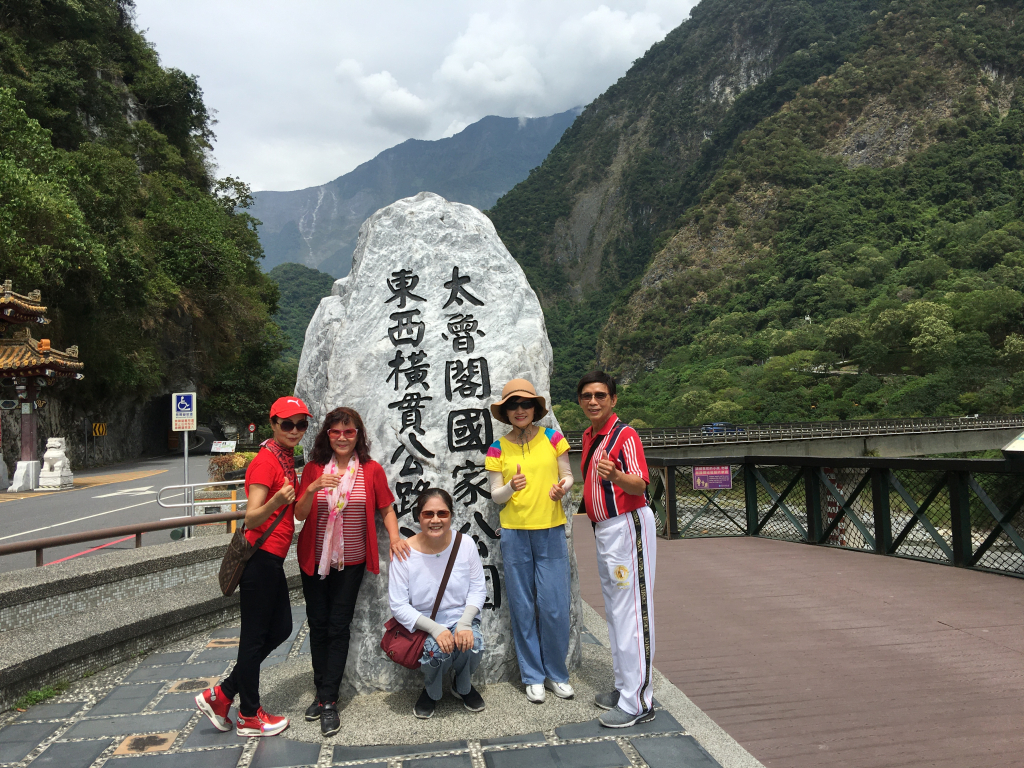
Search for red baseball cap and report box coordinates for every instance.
[269,396,311,420]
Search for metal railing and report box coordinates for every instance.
[563,414,1024,449]
[611,455,1024,578]
[0,481,248,566]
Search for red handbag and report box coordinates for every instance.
[381,532,462,669]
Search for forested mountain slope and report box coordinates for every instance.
[252,109,579,277]
[0,0,282,457]
[488,0,1024,428]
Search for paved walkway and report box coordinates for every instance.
[0,598,755,768]
[572,519,1024,768]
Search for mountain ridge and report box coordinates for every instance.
[252,108,581,277]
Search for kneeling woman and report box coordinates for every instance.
[294,407,410,736]
[388,488,487,719]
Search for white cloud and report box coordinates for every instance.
[336,59,432,137]
[132,0,699,191]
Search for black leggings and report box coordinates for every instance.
[220,549,292,716]
[301,563,365,703]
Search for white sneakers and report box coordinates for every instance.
[526,680,575,703]
[545,680,575,699]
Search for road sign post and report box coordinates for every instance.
[172,392,197,537]
[247,422,256,444]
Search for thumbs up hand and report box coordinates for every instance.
[596,450,619,481]
[511,463,527,492]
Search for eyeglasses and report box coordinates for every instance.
[419,510,451,520]
[579,392,610,402]
[507,399,536,411]
[328,428,358,439]
[279,419,308,432]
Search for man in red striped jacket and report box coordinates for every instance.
[577,370,657,728]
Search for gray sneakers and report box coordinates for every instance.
[598,704,656,728]
[593,690,619,711]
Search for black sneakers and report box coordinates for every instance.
[414,689,436,719]
[320,702,341,737]
[304,700,322,722]
[452,686,486,712]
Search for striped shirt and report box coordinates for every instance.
[580,414,649,523]
[313,471,367,567]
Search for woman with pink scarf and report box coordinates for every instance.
[294,407,410,737]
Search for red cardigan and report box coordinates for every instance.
[296,459,395,576]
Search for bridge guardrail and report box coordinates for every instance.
[598,455,1024,579]
[563,415,1024,449]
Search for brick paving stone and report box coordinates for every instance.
[29,738,111,767]
[299,635,311,655]
[250,737,321,768]
[209,627,242,638]
[17,701,86,720]
[0,722,61,763]
[63,711,194,739]
[182,712,246,749]
[479,732,545,747]
[91,684,164,715]
[405,755,473,768]
[124,662,229,683]
[106,746,244,767]
[193,646,240,661]
[137,652,193,666]
[554,711,682,740]
[483,742,630,768]
[630,735,722,768]
[152,691,211,711]
[333,741,467,762]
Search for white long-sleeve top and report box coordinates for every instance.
[388,533,486,633]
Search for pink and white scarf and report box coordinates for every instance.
[317,454,360,578]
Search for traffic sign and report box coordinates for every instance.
[172,392,196,432]
[247,423,256,433]
[92,422,106,437]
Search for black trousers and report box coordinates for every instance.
[301,563,366,703]
[220,549,292,716]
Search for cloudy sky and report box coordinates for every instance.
[132,1,699,192]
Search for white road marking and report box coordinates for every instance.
[0,492,184,541]
[92,486,157,498]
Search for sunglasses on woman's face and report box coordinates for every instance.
[419,509,451,520]
[328,428,358,439]
[279,419,308,432]
[508,399,536,411]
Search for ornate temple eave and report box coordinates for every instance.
[0,280,49,325]
[0,328,84,379]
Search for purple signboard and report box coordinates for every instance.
[693,465,733,490]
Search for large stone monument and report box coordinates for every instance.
[296,192,583,694]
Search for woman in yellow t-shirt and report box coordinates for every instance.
[485,378,574,704]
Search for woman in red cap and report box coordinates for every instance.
[196,395,310,737]
[292,407,410,737]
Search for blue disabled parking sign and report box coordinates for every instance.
[172,391,196,432]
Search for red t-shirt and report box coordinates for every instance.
[296,460,395,576]
[243,449,296,558]
[580,414,649,523]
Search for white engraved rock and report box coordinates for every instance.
[37,437,73,490]
[296,191,583,694]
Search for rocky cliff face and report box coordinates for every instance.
[251,110,580,277]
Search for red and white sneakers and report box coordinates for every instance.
[195,685,232,732]
[236,707,290,737]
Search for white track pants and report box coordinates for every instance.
[594,506,657,716]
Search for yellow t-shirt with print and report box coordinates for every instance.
[484,427,569,530]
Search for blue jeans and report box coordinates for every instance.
[500,526,571,685]
[420,622,484,701]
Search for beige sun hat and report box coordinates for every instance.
[490,378,549,425]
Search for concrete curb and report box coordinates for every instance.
[580,599,765,768]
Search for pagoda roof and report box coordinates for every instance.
[0,328,83,379]
[0,280,50,326]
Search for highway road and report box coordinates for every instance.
[0,454,216,573]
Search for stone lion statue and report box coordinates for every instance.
[42,438,69,475]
